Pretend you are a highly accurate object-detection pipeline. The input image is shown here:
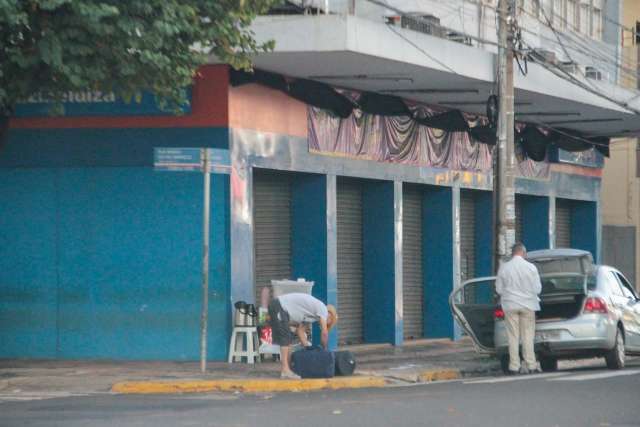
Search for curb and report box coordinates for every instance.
[112,376,387,394]
[418,369,461,382]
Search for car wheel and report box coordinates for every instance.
[605,327,625,370]
[539,357,558,372]
[499,355,510,374]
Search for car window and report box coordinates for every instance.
[615,273,638,300]
[604,271,624,297]
[587,274,597,290]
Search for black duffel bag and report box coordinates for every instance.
[291,346,335,379]
[333,351,356,376]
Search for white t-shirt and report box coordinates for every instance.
[278,293,328,324]
[496,255,542,311]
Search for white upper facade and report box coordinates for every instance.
[241,0,640,137]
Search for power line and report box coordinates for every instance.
[385,24,460,75]
[515,4,640,84]
[361,0,638,129]
[363,0,505,49]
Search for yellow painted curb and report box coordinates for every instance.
[112,376,387,394]
[418,370,461,382]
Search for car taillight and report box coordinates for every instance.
[494,308,505,319]
[583,297,608,314]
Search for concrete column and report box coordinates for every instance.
[230,163,254,304]
[326,174,338,349]
[549,195,556,249]
[394,181,403,346]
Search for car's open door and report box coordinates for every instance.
[449,277,497,354]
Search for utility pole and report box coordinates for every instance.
[494,0,517,272]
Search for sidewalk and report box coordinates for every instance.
[0,338,500,397]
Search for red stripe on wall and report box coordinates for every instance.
[10,65,229,129]
[550,163,603,177]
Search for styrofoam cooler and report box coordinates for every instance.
[271,278,314,297]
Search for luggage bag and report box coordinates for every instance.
[291,346,335,378]
[333,350,356,376]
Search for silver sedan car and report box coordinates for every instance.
[450,249,640,373]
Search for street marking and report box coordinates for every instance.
[547,369,640,382]
[0,391,102,403]
[463,372,568,384]
[0,392,74,402]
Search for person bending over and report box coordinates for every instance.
[268,293,338,379]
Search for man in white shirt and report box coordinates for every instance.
[495,242,542,374]
[268,293,338,379]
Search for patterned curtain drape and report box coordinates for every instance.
[309,107,549,178]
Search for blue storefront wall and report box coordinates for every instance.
[519,194,551,251]
[423,186,455,339]
[362,181,399,345]
[0,127,230,360]
[571,200,599,263]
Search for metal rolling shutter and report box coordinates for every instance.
[460,192,476,283]
[515,197,523,243]
[337,179,364,345]
[254,171,292,303]
[556,199,572,249]
[403,188,424,340]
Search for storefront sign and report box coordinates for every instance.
[14,90,191,117]
[154,147,230,173]
[154,147,203,172]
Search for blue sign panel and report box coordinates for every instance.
[13,89,191,117]
[207,148,231,174]
[154,148,203,172]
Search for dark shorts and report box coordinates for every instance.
[268,298,292,346]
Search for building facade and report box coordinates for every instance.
[1,0,636,360]
[601,0,640,290]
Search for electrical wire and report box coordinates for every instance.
[434,0,640,85]
[363,0,505,49]
[385,24,460,75]
[515,4,640,85]
[360,0,639,138]
[446,1,640,113]
[536,1,600,93]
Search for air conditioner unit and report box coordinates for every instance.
[558,61,579,74]
[399,13,444,38]
[585,66,603,81]
[530,49,557,65]
[446,31,473,46]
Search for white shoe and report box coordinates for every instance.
[280,371,301,380]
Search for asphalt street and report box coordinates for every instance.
[1,359,639,427]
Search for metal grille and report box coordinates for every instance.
[515,196,523,243]
[253,170,292,303]
[337,179,364,345]
[460,191,476,283]
[403,188,424,340]
[556,199,572,249]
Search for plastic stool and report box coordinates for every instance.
[228,326,260,364]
